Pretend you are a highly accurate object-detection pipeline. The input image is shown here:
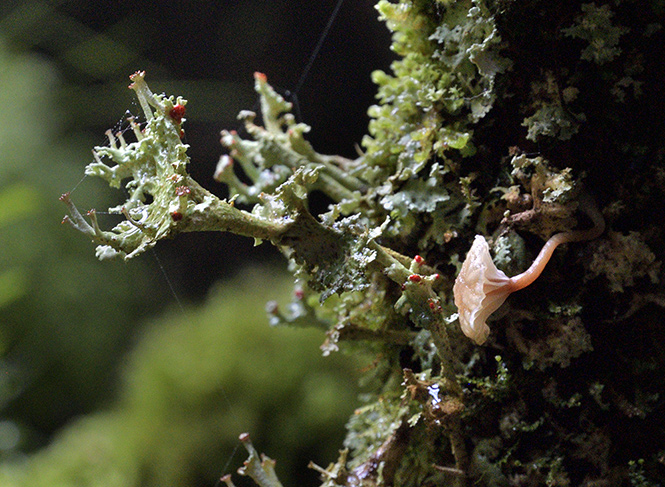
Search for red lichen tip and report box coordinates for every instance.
[408,274,422,282]
[128,70,145,88]
[171,211,183,221]
[294,288,305,300]
[129,71,145,81]
[428,298,441,312]
[175,186,191,197]
[59,192,70,202]
[414,255,424,264]
[169,104,186,124]
[254,71,267,82]
[239,432,250,442]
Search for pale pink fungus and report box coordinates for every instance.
[454,199,604,345]
[454,235,512,345]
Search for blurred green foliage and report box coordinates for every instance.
[0,37,168,449]
[0,270,361,486]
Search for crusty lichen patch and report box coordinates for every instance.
[586,230,661,293]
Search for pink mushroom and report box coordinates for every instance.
[454,199,605,345]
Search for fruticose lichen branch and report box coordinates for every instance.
[61,74,406,336]
[60,72,367,268]
[232,433,284,487]
[216,72,366,207]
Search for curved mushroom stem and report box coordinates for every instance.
[454,193,605,345]
[509,193,605,292]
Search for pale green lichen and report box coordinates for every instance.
[520,72,586,141]
[61,71,195,259]
[491,230,527,276]
[563,3,629,65]
[363,0,509,183]
[62,73,379,302]
[232,433,284,487]
[504,155,581,239]
[507,316,593,370]
[586,230,661,292]
[428,0,512,121]
[217,73,364,207]
[343,396,409,469]
[522,104,584,141]
[511,155,578,205]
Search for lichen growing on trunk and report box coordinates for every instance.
[62,1,665,485]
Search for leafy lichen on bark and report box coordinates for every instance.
[62,0,665,485]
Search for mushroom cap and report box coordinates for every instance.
[454,235,513,345]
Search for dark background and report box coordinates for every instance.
[0,0,394,301]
